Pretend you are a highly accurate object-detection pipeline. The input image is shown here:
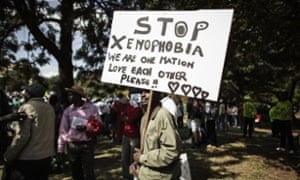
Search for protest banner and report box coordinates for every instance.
[101,10,234,101]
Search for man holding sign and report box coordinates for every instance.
[130,91,182,180]
[102,10,234,179]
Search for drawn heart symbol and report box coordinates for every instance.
[192,87,202,97]
[201,91,209,99]
[181,84,192,96]
[168,82,179,93]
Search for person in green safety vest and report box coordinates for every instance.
[242,95,256,138]
[272,91,295,154]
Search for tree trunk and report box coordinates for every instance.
[58,0,75,89]
[13,0,75,91]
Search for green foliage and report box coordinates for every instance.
[0,60,42,92]
[0,0,299,106]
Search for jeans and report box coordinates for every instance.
[67,141,95,180]
[278,120,294,150]
[2,157,51,180]
[206,120,217,146]
[243,117,254,138]
[121,136,139,180]
[218,114,228,131]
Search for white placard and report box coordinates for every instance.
[101,10,234,101]
[71,116,88,129]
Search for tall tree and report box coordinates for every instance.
[1,0,299,105]
[1,0,124,91]
[222,0,300,103]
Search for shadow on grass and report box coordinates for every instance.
[48,127,300,179]
[49,137,123,180]
[183,127,300,180]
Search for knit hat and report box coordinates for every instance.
[26,83,46,97]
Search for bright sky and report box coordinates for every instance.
[38,61,59,78]
[16,29,58,78]
[16,28,85,78]
[15,0,103,78]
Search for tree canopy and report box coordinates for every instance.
[0,0,299,106]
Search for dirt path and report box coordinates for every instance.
[1,127,299,179]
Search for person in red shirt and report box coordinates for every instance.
[121,91,143,180]
[111,94,129,143]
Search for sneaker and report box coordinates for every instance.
[288,150,295,154]
[276,147,286,151]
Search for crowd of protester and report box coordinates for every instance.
[184,94,297,154]
[0,83,298,179]
[0,84,184,179]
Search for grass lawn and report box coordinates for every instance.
[1,126,299,180]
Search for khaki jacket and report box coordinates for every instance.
[4,98,55,164]
[139,106,182,180]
